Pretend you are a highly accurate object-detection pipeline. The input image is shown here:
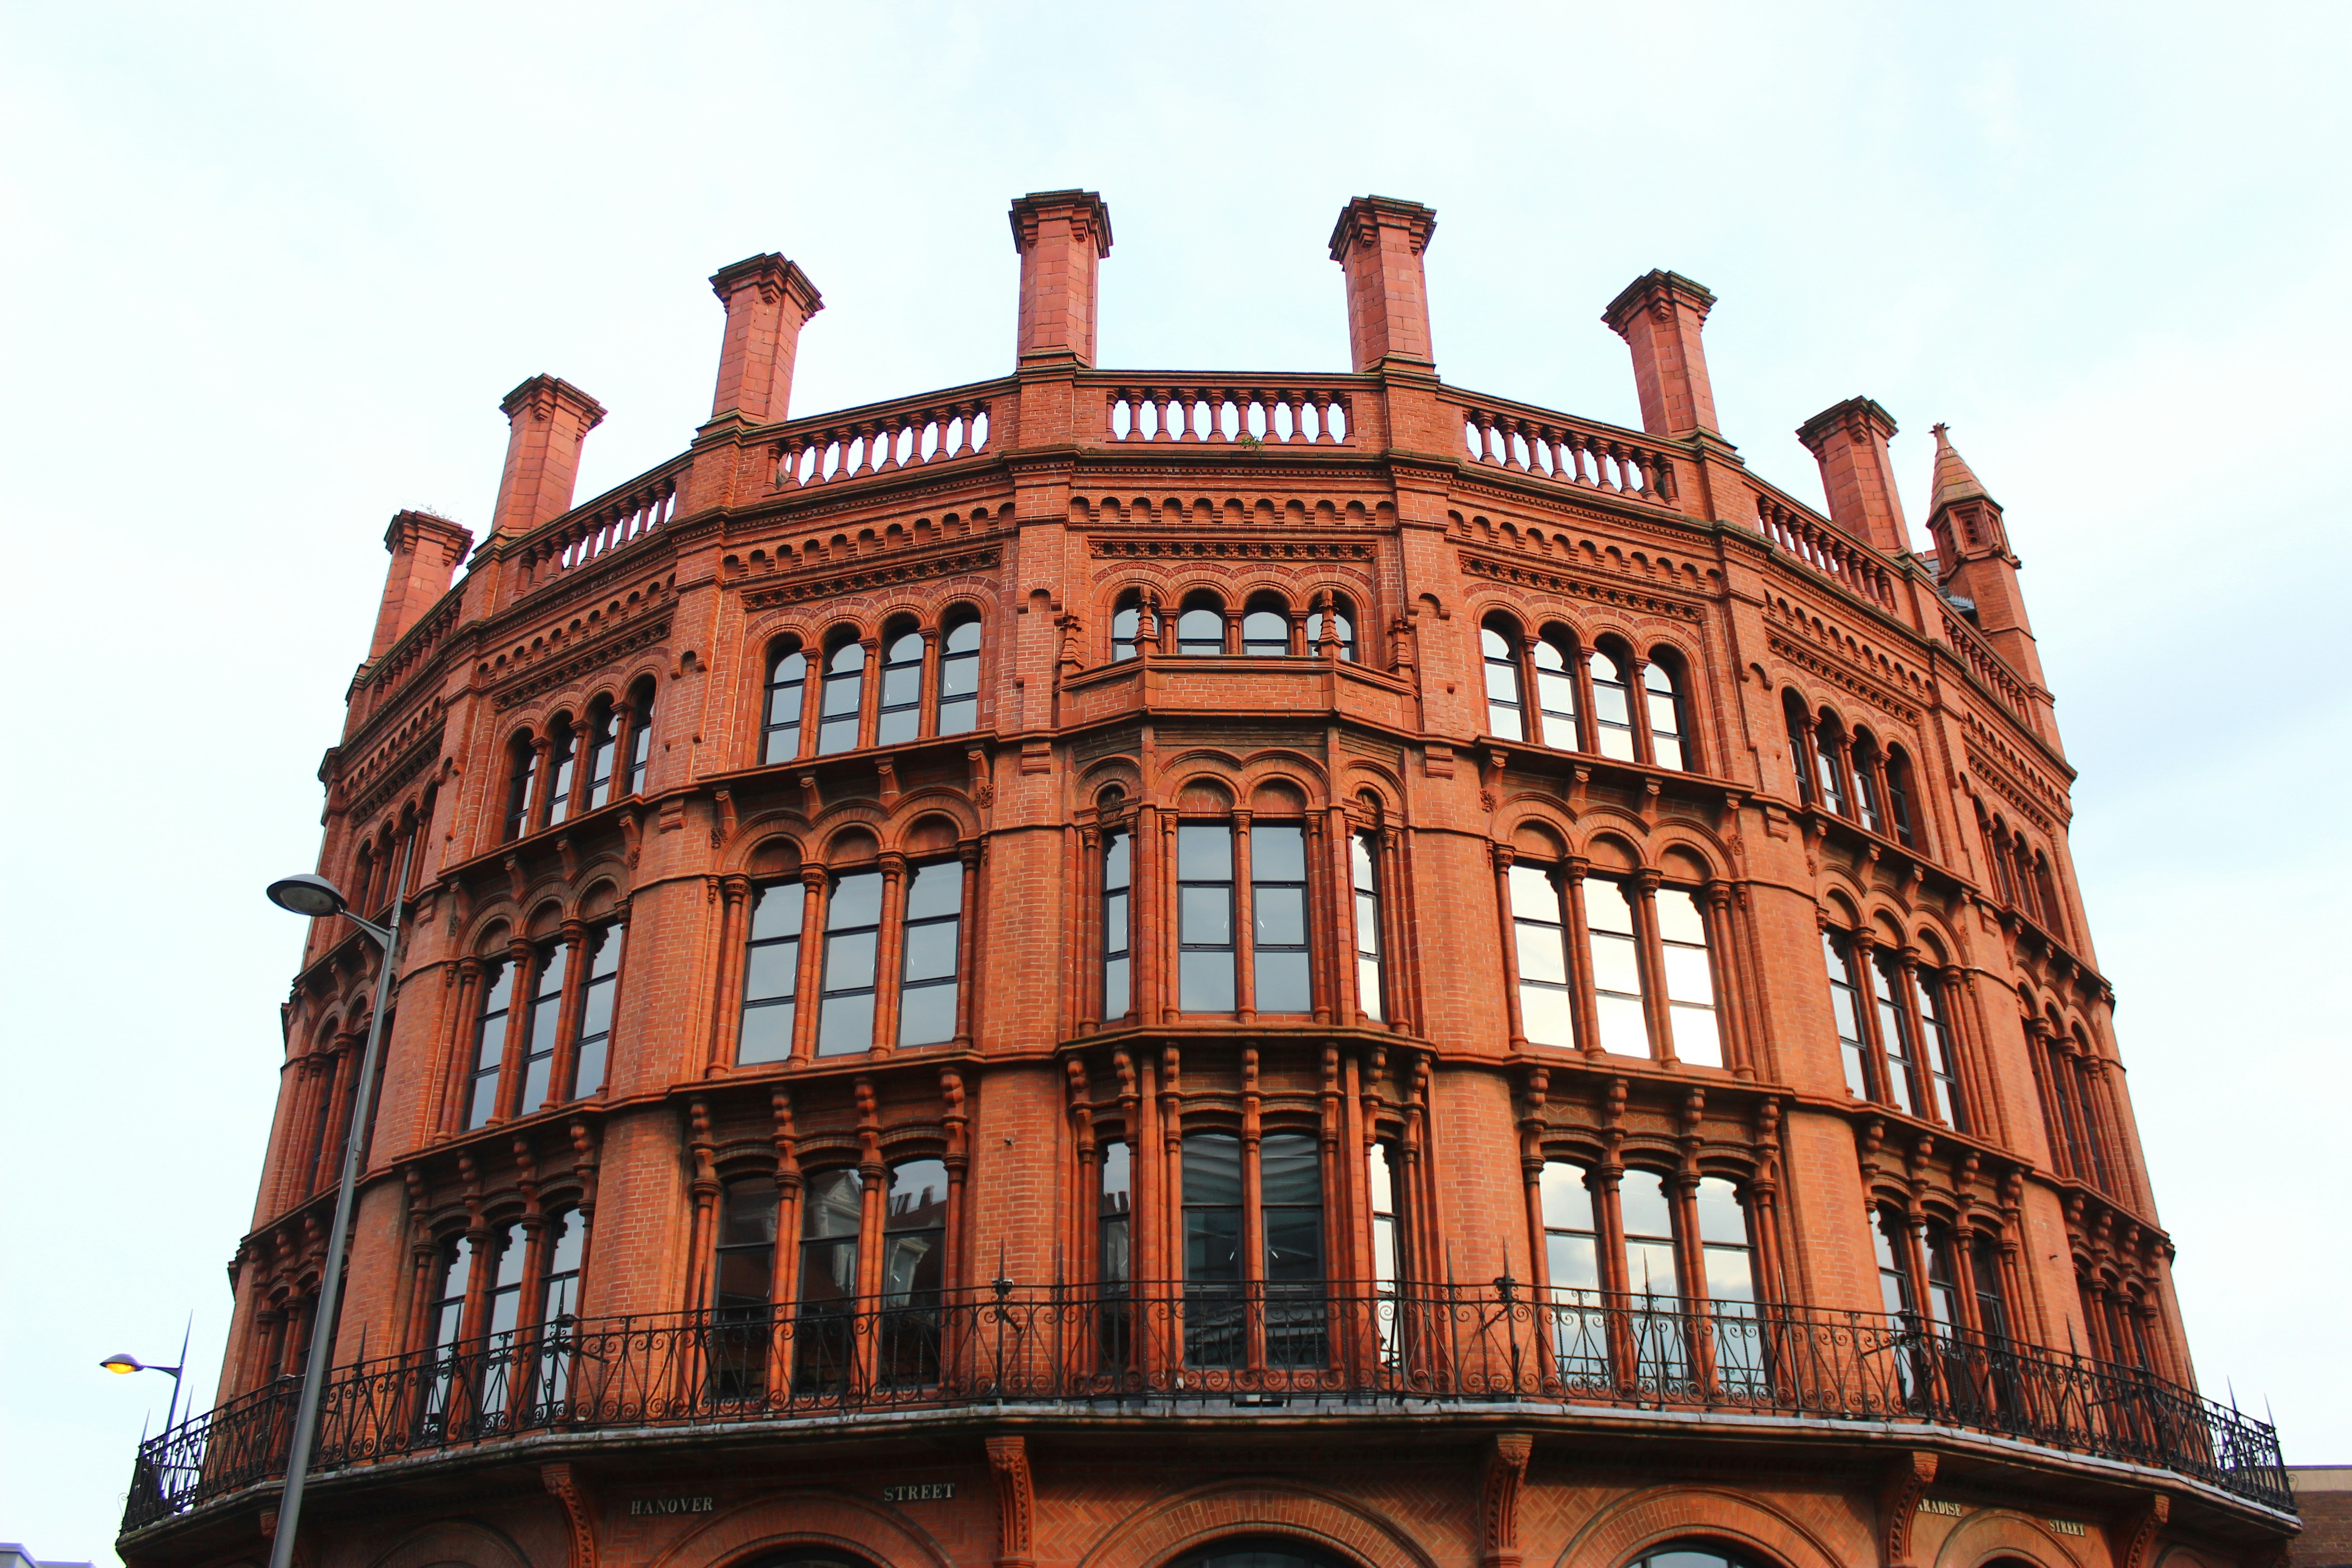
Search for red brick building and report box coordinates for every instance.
[120,192,2300,1568]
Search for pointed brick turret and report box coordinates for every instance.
[1926,423,2057,745]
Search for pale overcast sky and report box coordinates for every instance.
[4,4,2347,1559]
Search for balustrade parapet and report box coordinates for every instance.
[501,452,694,599]
[766,377,1017,492]
[119,1285,2290,1537]
[1086,371,1369,449]
[1441,387,1680,508]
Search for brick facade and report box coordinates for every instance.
[120,193,2299,1568]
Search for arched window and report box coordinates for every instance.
[1177,823,1236,1012]
[544,715,579,828]
[582,699,619,810]
[480,1222,528,1416]
[816,869,883,1055]
[503,733,539,841]
[795,1168,863,1387]
[1921,1222,1962,1331]
[1624,1545,1772,1568]
[1850,731,1886,833]
[1589,647,1638,761]
[1695,1175,1762,1386]
[1177,597,1225,657]
[624,678,656,796]
[711,1176,777,1400]
[1643,657,1689,771]
[1812,715,1849,817]
[738,882,804,1065]
[1873,1206,1915,1316]
[1510,863,1574,1047]
[1870,950,1920,1117]
[879,1158,948,1384]
[818,637,866,755]
[1783,695,1816,806]
[1620,1170,1679,1302]
[1534,635,1579,752]
[1656,888,1720,1066]
[1585,877,1649,1056]
[1885,747,1919,848]
[1102,832,1132,1020]
[1241,596,1291,657]
[466,961,515,1130]
[1352,832,1384,1022]
[572,922,623,1099]
[1510,865,1722,1064]
[2034,852,2066,940]
[1539,1161,1606,1378]
[936,611,981,734]
[763,644,809,764]
[1111,592,1143,662]
[517,941,568,1116]
[1181,1131,1325,1369]
[1481,621,1526,740]
[420,1235,475,1433]
[875,624,925,746]
[532,1207,586,1414]
[897,858,964,1047]
[1251,822,1310,1013]
[1911,969,1964,1129]
[1823,931,1872,1098]
[1306,599,1355,661]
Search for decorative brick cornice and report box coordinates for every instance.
[1460,551,1702,621]
[491,616,671,712]
[740,545,1001,610]
[1767,631,1923,725]
[345,719,447,825]
[1090,536,1375,563]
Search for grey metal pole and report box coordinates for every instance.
[266,837,409,1568]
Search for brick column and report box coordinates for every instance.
[1602,270,1719,439]
[1797,396,1910,555]
[369,510,473,660]
[707,253,823,423]
[1009,189,1113,367]
[490,375,606,540]
[1328,195,1438,372]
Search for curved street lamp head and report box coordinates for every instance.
[101,1353,147,1375]
[267,874,348,919]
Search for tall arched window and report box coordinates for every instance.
[582,700,619,810]
[1585,877,1649,1056]
[479,1222,528,1417]
[795,1169,863,1387]
[1885,747,1919,848]
[1241,596,1290,657]
[1102,832,1132,1019]
[875,624,925,746]
[1352,832,1385,1022]
[1306,598,1355,661]
[897,859,964,1047]
[1540,1161,1606,1379]
[738,882,804,1064]
[936,612,981,734]
[1813,715,1850,817]
[817,870,883,1054]
[1589,648,1638,761]
[1510,864,1574,1047]
[1534,636,1579,751]
[1111,592,1143,662]
[712,1176,777,1400]
[572,923,622,1099]
[1481,621,1526,740]
[818,638,866,755]
[1850,730,1886,833]
[1099,1139,1133,1367]
[466,961,514,1130]
[512,943,567,1117]
[1251,822,1310,1013]
[503,734,539,841]
[1656,889,1720,1066]
[1783,695,1816,806]
[1643,657,1688,771]
[1180,1130,1324,1369]
[1695,1175,1761,1385]
[544,715,579,828]
[1177,597,1225,657]
[1823,931,1871,1098]
[1177,824,1236,1012]
[1870,951,1919,1117]
[533,1208,585,1414]
[1911,969,1965,1129]
[624,678,656,796]
[763,644,809,764]
[879,1158,948,1385]
[421,1235,474,1433]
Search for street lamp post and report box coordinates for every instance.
[101,1313,192,1429]
[257,843,411,1568]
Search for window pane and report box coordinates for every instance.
[1517,923,1569,984]
[830,872,883,928]
[1103,956,1131,1019]
[1252,824,1306,881]
[816,994,873,1055]
[1670,1004,1721,1066]
[1595,991,1649,1056]
[1661,943,1713,1003]
[1255,950,1311,1013]
[1178,825,1232,880]
[902,922,958,983]
[823,930,877,992]
[897,983,956,1046]
[1620,1171,1674,1239]
[1183,1133,1244,1205]
[1540,1163,1594,1230]
[1588,929,1642,993]
[1178,608,1223,653]
[1254,885,1306,946]
[1181,886,1232,946]
[1180,949,1235,1012]
[738,1001,794,1063]
[1695,1177,1745,1244]
[1521,986,1576,1047]
[1509,864,1558,918]
[744,941,800,1002]
[803,1169,863,1237]
[1260,1133,1321,1205]
[1582,877,1636,935]
[906,861,962,919]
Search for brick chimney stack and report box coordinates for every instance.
[1603,270,1720,439]
[1328,196,1437,372]
[1796,397,1911,555]
[708,254,824,424]
[1009,190,1113,367]
[368,510,473,660]
[490,375,606,539]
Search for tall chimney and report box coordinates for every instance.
[1602,270,1720,439]
[1009,190,1113,366]
[1328,196,1437,372]
[490,375,606,539]
[369,510,473,660]
[1796,397,1910,555]
[708,254,824,424]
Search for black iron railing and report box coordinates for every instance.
[121,1284,2293,1532]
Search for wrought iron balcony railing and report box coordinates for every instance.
[121,1284,2292,1534]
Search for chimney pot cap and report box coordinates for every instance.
[1602,270,1717,333]
[1008,190,1112,256]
